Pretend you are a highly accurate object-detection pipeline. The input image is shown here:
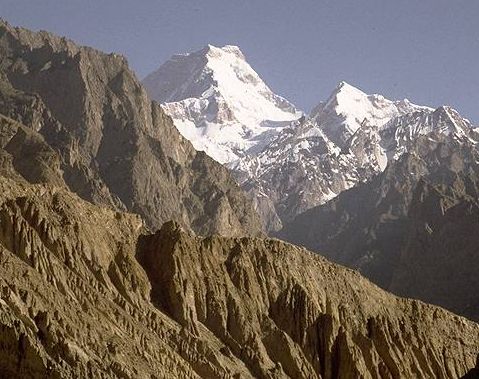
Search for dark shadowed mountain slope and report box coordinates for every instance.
[0,19,261,237]
[279,130,479,321]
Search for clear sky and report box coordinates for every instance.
[1,0,478,122]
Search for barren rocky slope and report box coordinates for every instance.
[0,167,478,377]
[279,130,479,322]
[0,19,261,237]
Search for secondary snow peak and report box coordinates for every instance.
[204,44,246,60]
[311,82,432,147]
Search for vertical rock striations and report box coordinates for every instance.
[0,176,477,377]
[138,221,479,378]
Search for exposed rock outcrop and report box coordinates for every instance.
[0,177,253,378]
[1,174,477,377]
[138,223,479,378]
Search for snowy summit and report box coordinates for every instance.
[142,44,302,164]
[310,81,432,147]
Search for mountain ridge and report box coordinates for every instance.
[0,20,262,237]
[144,45,474,232]
[234,91,473,231]
[0,173,478,377]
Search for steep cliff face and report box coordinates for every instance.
[279,133,479,322]
[0,178,208,378]
[0,19,261,237]
[0,173,477,378]
[0,114,64,186]
[139,224,479,378]
[388,180,479,322]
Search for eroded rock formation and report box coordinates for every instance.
[0,175,477,377]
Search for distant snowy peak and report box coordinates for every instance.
[311,81,432,147]
[377,105,478,161]
[144,44,294,109]
[237,82,476,231]
[142,44,301,164]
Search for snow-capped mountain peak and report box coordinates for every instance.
[235,82,475,231]
[434,106,473,137]
[143,44,301,164]
[327,80,369,106]
[144,53,475,232]
[205,44,245,60]
[311,81,432,147]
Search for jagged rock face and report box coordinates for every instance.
[0,114,64,186]
[0,178,240,378]
[0,20,262,237]
[0,176,478,378]
[279,133,479,322]
[233,118,377,231]
[135,223,479,378]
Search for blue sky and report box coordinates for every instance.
[1,0,478,122]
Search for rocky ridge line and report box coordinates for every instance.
[0,173,477,377]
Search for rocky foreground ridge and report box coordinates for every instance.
[0,171,478,377]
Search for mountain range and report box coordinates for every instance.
[145,44,479,325]
[1,19,479,378]
[0,23,261,238]
[143,45,476,233]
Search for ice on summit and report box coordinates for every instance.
[311,81,433,147]
[142,44,302,164]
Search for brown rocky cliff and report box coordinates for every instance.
[0,178,259,378]
[0,176,477,377]
[138,221,479,378]
[0,114,64,186]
